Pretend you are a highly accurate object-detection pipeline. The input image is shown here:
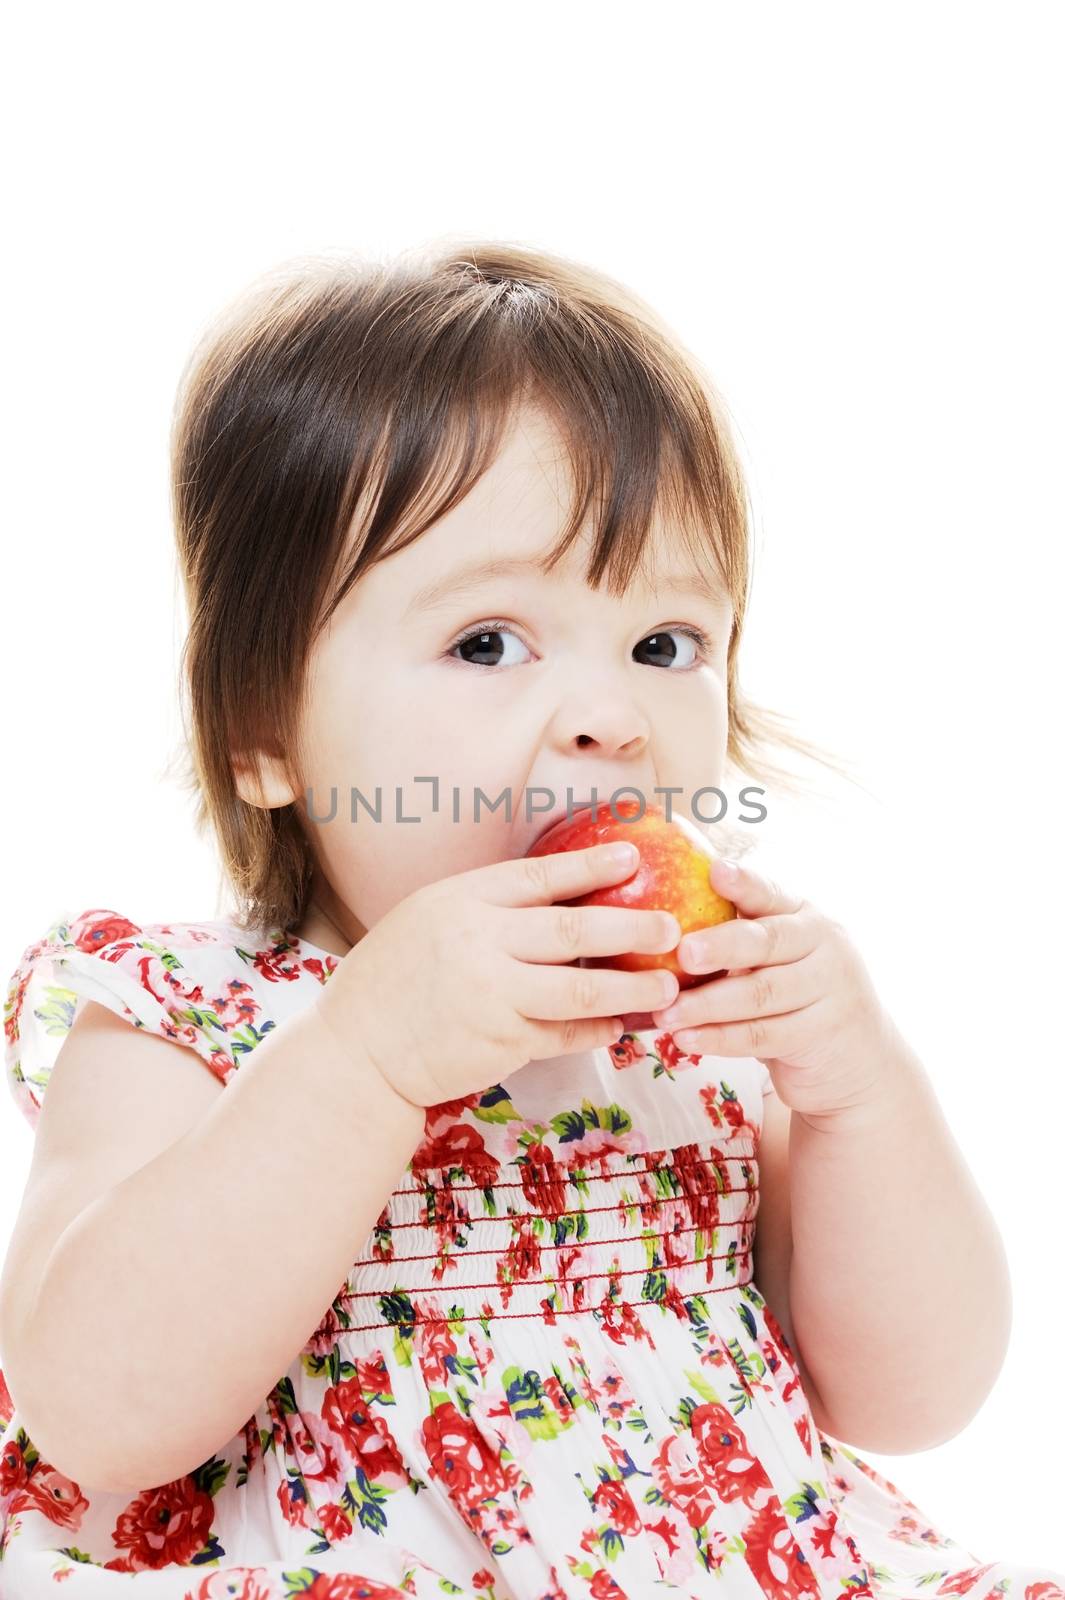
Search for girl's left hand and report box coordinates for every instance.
[650,856,902,1121]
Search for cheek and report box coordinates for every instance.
[302,721,524,926]
[321,810,517,930]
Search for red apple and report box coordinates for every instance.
[525,799,737,995]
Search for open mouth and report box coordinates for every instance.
[527,798,602,853]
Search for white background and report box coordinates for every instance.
[1,0,1062,1570]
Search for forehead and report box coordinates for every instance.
[380,405,732,611]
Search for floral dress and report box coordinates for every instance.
[1,908,1062,1600]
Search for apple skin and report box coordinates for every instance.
[525,799,737,993]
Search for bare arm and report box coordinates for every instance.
[11,1003,422,1492]
[789,1021,1012,1454]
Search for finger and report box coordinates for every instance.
[479,842,642,908]
[523,1013,631,1058]
[654,951,818,1032]
[661,994,828,1061]
[503,903,681,964]
[514,958,679,1023]
[709,857,805,920]
[676,905,817,976]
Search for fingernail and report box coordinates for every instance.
[608,842,638,865]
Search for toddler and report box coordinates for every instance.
[1,241,1061,1598]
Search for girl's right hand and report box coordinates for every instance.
[313,843,682,1109]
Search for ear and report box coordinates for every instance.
[233,752,298,810]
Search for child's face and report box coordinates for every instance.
[284,405,734,953]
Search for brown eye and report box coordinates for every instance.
[449,623,533,669]
[633,627,711,669]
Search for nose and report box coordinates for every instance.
[546,681,651,759]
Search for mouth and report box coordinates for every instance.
[524,798,602,855]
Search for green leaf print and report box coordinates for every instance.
[684,1370,720,1405]
[287,1568,353,1594]
[474,1085,522,1124]
[725,1335,756,1382]
[189,1535,226,1565]
[552,1212,589,1247]
[503,1367,571,1440]
[31,983,78,1037]
[551,1108,587,1143]
[379,1292,416,1330]
[274,1376,300,1415]
[453,1353,480,1384]
[228,1018,277,1058]
[191,1457,231,1497]
[343,1468,391,1534]
[600,1526,624,1561]
[549,1363,585,1414]
[642,1270,668,1302]
[785,1482,827,1521]
[140,937,190,975]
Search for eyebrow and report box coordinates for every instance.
[403,554,733,619]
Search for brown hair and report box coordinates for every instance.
[167,238,861,940]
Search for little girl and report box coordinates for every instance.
[0,242,1060,1599]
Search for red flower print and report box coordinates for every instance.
[416,1318,458,1387]
[1026,1587,1065,1600]
[302,1577,409,1599]
[670,1143,720,1234]
[71,911,141,953]
[421,1400,508,1514]
[105,1476,217,1570]
[589,1570,629,1598]
[740,1497,821,1600]
[318,1501,356,1543]
[277,1474,313,1530]
[720,1092,751,1137]
[355,1352,392,1399]
[690,1402,772,1507]
[760,1303,802,1382]
[598,1294,654,1348]
[656,1031,700,1074]
[305,1299,351,1359]
[253,943,322,984]
[519,1142,568,1218]
[609,1034,647,1070]
[184,1569,277,1599]
[16,1461,89,1530]
[0,1430,31,1499]
[591,1477,641,1536]
[498,1219,543,1306]
[413,1123,501,1190]
[471,1571,495,1592]
[651,1433,717,1529]
[543,1373,573,1422]
[425,1093,483,1127]
[287,1412,344,1495]
[0,1369,14,1429]
[322,1377,409,1488]
[937,1568,998,1597]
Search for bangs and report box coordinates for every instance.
[316,248,747,630]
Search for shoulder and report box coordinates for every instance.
[3,907,339,1130]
